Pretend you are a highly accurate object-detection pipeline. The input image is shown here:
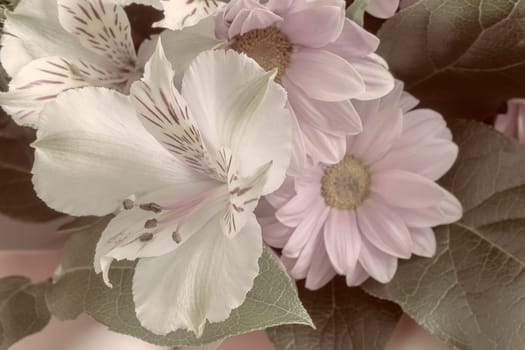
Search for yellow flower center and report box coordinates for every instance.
[321,155,371,210]
[231,26,293,83]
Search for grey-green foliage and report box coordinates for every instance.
[47,217,313,347]
[0,276,51,350]
[267,278,402,350]
[377,0,525,120]
[346,0,369,26]
[363,120,525,350]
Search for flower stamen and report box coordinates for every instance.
[123,199,135,210]
[140,202,163,213]
[321,155,371,210]
[139,232,154,242]
[144,219,158,229]
[231,26,293,83]
[172,231,182,244]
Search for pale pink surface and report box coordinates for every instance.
[215,0,394,169]
[261,84,462,289]
[495,99,525,144]
[0,214,451,349]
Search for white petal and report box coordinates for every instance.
[222,159,272,237]
[131,42,217,178]
[133,214,262,336]
[58,0,137,69]
[157,0,223,30]
[95,184,220,286]
[160,17,222,86]
[0,57,88,127]
[1,0,101,76]
[32,87,195,216]
[0,56,134,127]
[182,50,292,194]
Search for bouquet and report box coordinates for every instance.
[0,0,524,349]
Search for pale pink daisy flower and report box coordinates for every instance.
[494,99,525,144]
[366,0,418,18]
[209,0,394,169]
[259,83,463,290]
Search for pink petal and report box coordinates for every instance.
[352,55,395,101]
[286,48,365,102]
[399,91,420,112]
[282,201,329,259]
[305,239,337,290]
[289,213,328,277]
[356,199,412,259]
[494,114,516,136]
[410,227,436,258]
[284,78,362,136]
[395,190,463,228]
[399,109,451,144]
[287,108,308,175]
[324,18,380,58]
[281,5,344,48]
[373,139,458,181]
[345,262,370,286]
[371,170,450,209]
[366,0,400,18]
[267,0,294,15]
[299,121,347,165]
[276,186,321,228]
[257,199,294,248]
[358,237,398,283]
[240,8,282,35]
[265,177,296,208]
[228,8,252,38]
[350,100,403,163]
[323,209,361,274]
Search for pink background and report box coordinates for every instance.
[0,214,451,350]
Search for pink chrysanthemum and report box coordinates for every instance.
[494,99,525,144]
[259,83,463,290]
[214,0,394,169]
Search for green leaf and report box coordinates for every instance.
[363,120,525,350]
[0,134,62,222]
[267,278,402,350]
[346,0,369,26]
[0,276,51,350]
[47,218,313,347]
[377,0,525,120]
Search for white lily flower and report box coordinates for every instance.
[31,43,292,336]
[0,0,156,127]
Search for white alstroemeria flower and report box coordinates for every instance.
[156,0,226,30]
[31,43,292,336]
[0,0,156,127]
[108,0,224,30]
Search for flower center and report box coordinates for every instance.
[321,155,371,210]
[231,26,293,83]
